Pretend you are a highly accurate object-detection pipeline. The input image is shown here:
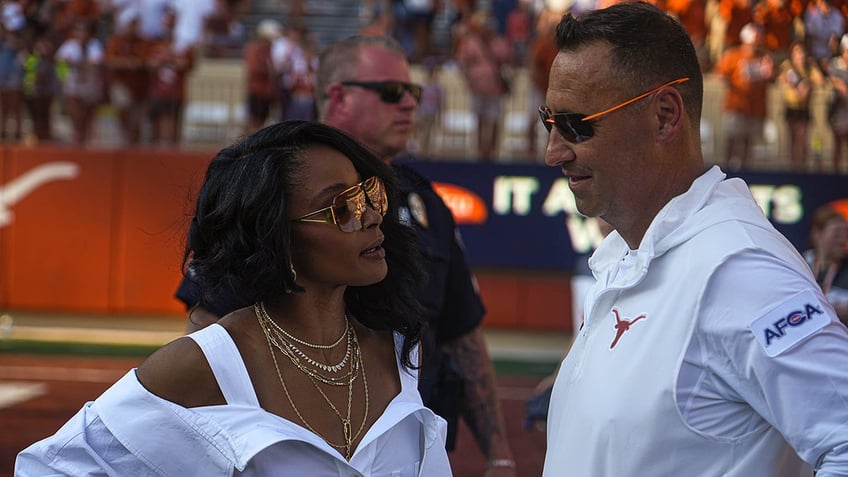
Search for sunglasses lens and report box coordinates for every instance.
[333,187,366,233]
[407,84,422,102]
[380,84,405,103]
[539,110,554,133]
[539,107,593,143]
[555,117,581,143]
[330,177,387,232]
[378,82,422,103]
[363,176,388,215]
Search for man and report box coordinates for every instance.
[540,4,848,475]
[175,35,516,475]
[104,7,150,145]
[242,19,281,135]
[714,22,774,170]
[315,35,516,475]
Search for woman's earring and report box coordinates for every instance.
[284,263,297,294]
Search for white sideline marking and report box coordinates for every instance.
[0,382,47,409]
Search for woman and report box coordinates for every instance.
[777,41,823,171]
[15,121,452,476]
[804,205,848,325]
[54,20,104,145]
[454,11,511,162]
[828,35,848,174]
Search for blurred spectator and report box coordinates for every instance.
[754,0,797,64]
[283,31,317,121]
[105,7,151,145]
[147,8,193,144]
[492,0,517,35]
[53,0,101,43]
[505,0,532,66]
[26,0,63,44]
[447,0,477,50]
[527,17,557,159]
[359,4,394,36]
[454,11,511,161]
[109,0,169,42]
[55,20,104,145]
[719,0,755,49]
[243,18,280,134]
[22,33,58,143]
[803,204,848,324]
[170,0,216,53]
[203,0,247,58]
[410,58,443,156]
[777,41,824,170]
[715,22,775,169]
[826,34,848,173]
[0,22,25,142]
[399,0,439,63]
[804,0,845,69]
[2,0,25,33]
[271,23,305,122]
[666,0,710,70]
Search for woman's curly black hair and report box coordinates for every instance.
[183,120,425,369]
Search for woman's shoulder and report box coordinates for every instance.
[136,330,225,408]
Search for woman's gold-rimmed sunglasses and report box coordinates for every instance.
[292,176,388,232]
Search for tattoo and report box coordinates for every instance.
[442,328,508,459]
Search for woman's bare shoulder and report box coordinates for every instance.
[136,333,225,408]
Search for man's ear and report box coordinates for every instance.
[325,83,345,107]
[655,88,684,143]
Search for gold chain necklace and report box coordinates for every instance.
[255,304,369,460]
[265,326,359,386]
[258,302,348,349]
[255,303,353,375]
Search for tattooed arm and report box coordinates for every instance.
[443,327,516,476]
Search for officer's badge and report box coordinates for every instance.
[408,192,428,228]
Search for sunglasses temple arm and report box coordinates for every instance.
[582,89,656,122]
[582,78,689,122]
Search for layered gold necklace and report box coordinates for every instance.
[255,302,369,459]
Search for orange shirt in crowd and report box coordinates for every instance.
[720,0,756,47]
[147,41,194,101]
[666,0,708,44]
[55,0,101,37]
[754,0,797,55]
[105,34,151,102]
[715,45,772,118]
[244,38,276,99]
[530,27,558,94]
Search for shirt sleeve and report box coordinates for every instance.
[438,227,486,342]
[15,402,134,476]
[697,250,848,474]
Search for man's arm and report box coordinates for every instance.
[443,327,516,476]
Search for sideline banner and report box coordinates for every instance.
[402,159,848,271]
[1,148,845,316]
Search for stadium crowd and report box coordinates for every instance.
[0,0,847,173]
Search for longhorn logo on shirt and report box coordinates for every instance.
[609,307,647,349]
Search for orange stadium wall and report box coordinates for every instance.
[0,146,573,332]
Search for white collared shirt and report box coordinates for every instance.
[16,324,451,477]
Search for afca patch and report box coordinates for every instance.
[750,289,829,357]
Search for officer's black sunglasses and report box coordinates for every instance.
[341,80,423,103]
